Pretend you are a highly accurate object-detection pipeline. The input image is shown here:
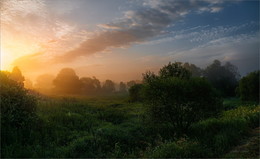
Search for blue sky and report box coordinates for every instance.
[1,0,259,82]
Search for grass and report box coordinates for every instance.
[2,96,259,158]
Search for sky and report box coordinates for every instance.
[0,0,259,82]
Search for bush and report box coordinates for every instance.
[144,77,222,136]
[0,71,38,157]
[237,71,259,102]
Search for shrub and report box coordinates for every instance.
[0,71,38,157]
[144,77,222,136]
[237,71,259,102]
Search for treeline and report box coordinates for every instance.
[129,60,259,103]
[9,67,141,95]
[7,59,259,100]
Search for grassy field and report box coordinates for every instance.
[2,95,259,158]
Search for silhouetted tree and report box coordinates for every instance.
[142,71,157,83]
[237,71,259,102]
[119,82,127,93]
[183,62,202,77]
[53,68,81,94]
[141,62,222,136]
[102,80,115,93]
[204,60,240,97]
[10,66,24,85]
[127,80,136,89]
[80,77,101,94]
[159,62,191,79]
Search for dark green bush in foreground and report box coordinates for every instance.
[144,77,222,136]
[237,70,259,102]
[0,71,38,157]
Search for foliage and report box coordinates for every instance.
[10,66,25,84]
[128,84,144,102]
[204,60,240,97]
[237,70,259,102]
[144,77,222,135]
[126,80,136,89]
[189,105,260,157]
[53,68,82,94]
[80,77,101,94]
[159,62,191,79]
[119,82,127,93]
[183,62,202,77]
[102,80,115,93]
[0,71,38,156]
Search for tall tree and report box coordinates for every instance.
[159,62,191,79]
[102,80,115,93]
[183,62,202,77]
[80,77,101,94]
[119,82,127,93]
[204,60,240,97]
[53,68,81,94]
[10,66,24,85]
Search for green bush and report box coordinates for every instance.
[144,77,222,136]
[0,71,38,157]
[237,71,259,102]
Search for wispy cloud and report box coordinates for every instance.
[55,0,227,63]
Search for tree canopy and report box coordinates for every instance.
[53,68,81,94]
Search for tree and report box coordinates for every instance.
[144,77,222,136]
[119,82,127,93]
[53,68,81,94]
[10,66,25,85]
[102,80,115,93]
[237,71,259,102]
[204,60,240,97]
[129,84,144,102]
[183,62,202,77]
[159,62,191,79]
[80,77,101,94]
[141,62,222,136]
[127,80,136,89]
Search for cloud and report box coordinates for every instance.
[56,0,226,63]
[143,21,258,45]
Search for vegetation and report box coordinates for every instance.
[237,71,259,102]
[1,61,259,158]
[204,60,240,97]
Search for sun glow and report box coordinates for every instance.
[0,48,13,71]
